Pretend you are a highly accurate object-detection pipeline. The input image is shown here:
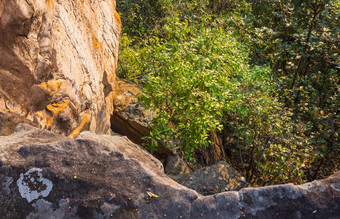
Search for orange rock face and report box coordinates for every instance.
[0,0,121,136]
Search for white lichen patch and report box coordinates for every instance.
[17,168,53,203]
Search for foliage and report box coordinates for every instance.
[116,0,339,185]
[238,0,340,180]
[116,0,212,82]
[225,66,314,184]
[204,0,339,183]
[116,34,147,82]
[138,14,248,160]
[116,0,165,39]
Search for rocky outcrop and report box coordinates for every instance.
[1,124,339,219]
[111,80,173,160]
[171,161,248,196]
[111,80,151,145]
[0,0,121,136]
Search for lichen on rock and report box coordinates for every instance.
[0,124,339,218]
[0,0,121,136]
[17,168,53,203]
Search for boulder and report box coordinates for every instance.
[165,155,192,176]
[171,161,248,195]
[0,0,121,136]
[1,124,339,218]
[0,124,196,219]
[111,80,152,145]
[111,80,173,160]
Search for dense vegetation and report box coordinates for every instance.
[116,0,339,185]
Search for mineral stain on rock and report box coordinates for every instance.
[17,168,53,203]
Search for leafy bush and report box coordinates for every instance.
[225,65,314,184]
[138,14,243,160]
[116,34,148,83]
[116,0,166,38]
[238,0,340,180]
[116,0,338,185]
[136,12,314,184]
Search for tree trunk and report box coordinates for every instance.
[199,131,226,166]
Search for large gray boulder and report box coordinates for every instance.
[0,124,339,218]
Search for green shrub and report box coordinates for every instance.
[137,13,315,184]
[138,14,241,160]
[226,65,314,184]
[116,34,147,83]
[117,0,338,185]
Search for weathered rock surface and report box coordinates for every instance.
[171,161,248,195]
[111,80,152,145]
[0,0,121,136]
[1,124,340,219]
[165,155,192,176]
[111,80,173,160]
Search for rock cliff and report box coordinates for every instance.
[0,0,120,136]
[0,124,339,219]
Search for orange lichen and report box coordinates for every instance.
[111,80,141,111]
[92,33,103,52]
[68,113,90,138]
[46,0,55,9]
[46,99,70,126]
[37,80,63,96]
[114,11,121,30]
